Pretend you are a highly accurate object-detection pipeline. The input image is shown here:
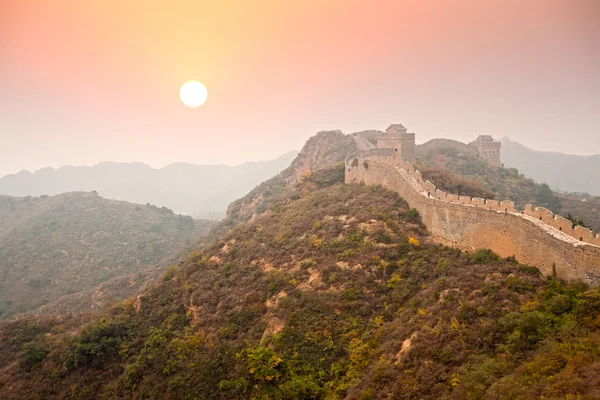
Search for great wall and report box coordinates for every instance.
[345,125,600,283]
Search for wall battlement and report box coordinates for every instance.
[345,147,600,282]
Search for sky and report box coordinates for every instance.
[1,0,599,177]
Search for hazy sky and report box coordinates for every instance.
[1,0,599,177]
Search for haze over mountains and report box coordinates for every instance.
[1,139,598,217]
[0,151,298,219]
[501,138,600,196]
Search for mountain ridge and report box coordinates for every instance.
[501,138,600,196]
[0,151,298,218]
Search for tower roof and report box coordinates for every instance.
[386,123,407,131]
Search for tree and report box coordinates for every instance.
[566,213,588,229]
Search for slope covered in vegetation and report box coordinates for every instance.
[0,192,214,319]
[1,166,599,400]
[416,140,600,232]
[213,130,357,238]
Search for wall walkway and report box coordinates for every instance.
[345,149,600,282]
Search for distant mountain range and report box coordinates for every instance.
[501,138,600,196]
[0,151,298,219]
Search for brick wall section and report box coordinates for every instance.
[345,150,600,282]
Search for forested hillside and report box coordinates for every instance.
[1,166,599,399]
[0,193,214,319]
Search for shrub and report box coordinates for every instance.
[66,318,138,369]
[499,311,552,351]
[470,249,500,264]
[519,265,541,276]
[547,294,574,315]
[162,266,179,282]
[403,208,421,224]
[408,237,420,247]
[245,345,285,383]
[18,341,50,371]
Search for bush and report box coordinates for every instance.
[499,311,552,351]
[66,318,138,369]
[162,266,179,282]
[403,208,421,224]
[18,342,50,371]
[470,249,500,264]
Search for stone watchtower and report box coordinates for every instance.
[376,123,416,163]
[469,135,501,167]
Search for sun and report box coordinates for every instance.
[179,81,208,108]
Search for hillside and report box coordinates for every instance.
[0,151,297,219]
[0,192,214,320]
[1,166,599,399]
[416,139,600,233]
[217,130,357,232]
[501,138,600,196]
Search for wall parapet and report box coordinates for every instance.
[345,152,600,282]
[345,148,398,171]
[346,151,600,248]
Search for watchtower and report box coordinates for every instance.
[469,135,501,167]
[376,123,416,163]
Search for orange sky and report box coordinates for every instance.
[1,0,599,175]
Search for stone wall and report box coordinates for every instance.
[345,150,600,282]
[351,133,377,150]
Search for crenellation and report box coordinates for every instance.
[552,215,574,233]
[402,161,414,173]
[471,197,485,207]
[424,180,437,193]
[500,201,515,213]
[414,170,423,183]
[447,193,460,203]
[536,207,555,222]
[486,199,499,210]
[574,225,595,243]
[344,124,600,283]
[524,204,536,217]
